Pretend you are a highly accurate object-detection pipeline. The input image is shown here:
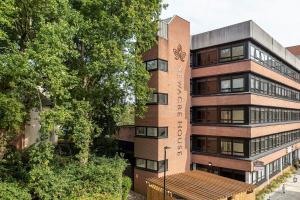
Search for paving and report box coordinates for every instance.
[265,170,300,200]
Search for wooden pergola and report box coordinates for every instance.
[146,170,256,200]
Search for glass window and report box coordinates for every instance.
[220,48,231,62]
[232,77,244,91]
[158,160,167,172]
[158,60,168,71]
[232,45,244,59]
[136,159,146,168]
[233,140,244,156]
[221,139,232,155]
[136,127,146,136]
[194,136,206,152]
[147,160,158,171]
[148,93,168,105]
[221,79,231,92]
[207,137,218,153]
[149,93,158,104]
[200,49,218,66]
[232,109,244,123]
[146,60,157,71]
[221,108,231,123]
[206,107,218,123]
[158,94,168,105]
[158,127,168,137]
[147,128,157,137]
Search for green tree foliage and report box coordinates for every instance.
[0,0,163,199]
[0,0,162,161]
[0,182,31,200]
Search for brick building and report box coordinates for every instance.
[118,15,300,195]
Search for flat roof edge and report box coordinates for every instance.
[191,20,300,70]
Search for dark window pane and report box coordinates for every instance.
[207,137,218,153]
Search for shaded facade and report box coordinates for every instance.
[118,16,300,195]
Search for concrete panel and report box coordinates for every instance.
[272,39,286,60]
[250,21,273,51]
[191,21,251,50]
[296,58,300,69]
[285,49,296,66]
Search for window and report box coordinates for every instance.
[220,108,245,124]
[233,140,244,156]
[147,128,157,137]
[136,127,146,136]
[148,93,168,105]
[219,44,245,62]
[193,107,218,123]
[144,59,168,72]
[136,159,168,172]
[158,128,168,137]
[198,49,218,66]
[232,45,245,60]
[221,108,231,123]
[207,137,218,153]
[221,139,232,155]
[158,60,168,71]
[232,109,245,123]
[136,159,146,168]
[232,77,244,91]
[147,160,158,171]
[158,160,168,172]
[192,136,218,154]
[135,127,168,138]
[146,60,157,71]
[221,79,231,92]
[220,48,231,62]
[192,136,206,152]
[250,43,300,83]
[192,77,219,95]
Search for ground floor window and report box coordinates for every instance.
[195,163,245,182]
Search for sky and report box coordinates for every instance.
[161,0,300,47]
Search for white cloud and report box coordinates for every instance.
[161,0,300,47]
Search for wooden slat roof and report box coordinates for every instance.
[147,170,256,200]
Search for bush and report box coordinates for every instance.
[27,156,128,200]
[0,182,31,200]
[122,176,132,200]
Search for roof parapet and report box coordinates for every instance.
[191,20,300,71]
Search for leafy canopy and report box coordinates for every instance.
[0,0,162,162]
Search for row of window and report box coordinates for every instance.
[250,107,300,124]
[191,106,300,125]
[136,158,167,172]
[250,43,300,82]
[148,93,168,105]
[191,41,300,84]
[191,74,246,95]
[192,129,300,158]
[250,74,300,101]
[144,59,168,72]
[191,73,300,103]
[252,154,293,184]
[250,129,300,156]
[135,127,168,138]
[191,135,246,157]
[191,43,246,67]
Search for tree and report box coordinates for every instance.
[0,0,163,162]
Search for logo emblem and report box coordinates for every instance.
[173,44,186,62]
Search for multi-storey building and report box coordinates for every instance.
[118,15,300,195]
